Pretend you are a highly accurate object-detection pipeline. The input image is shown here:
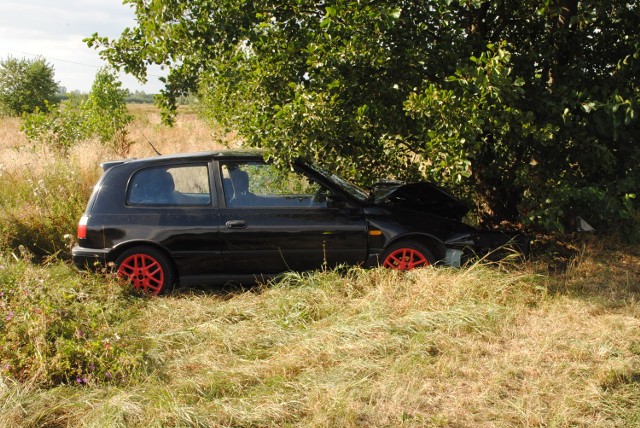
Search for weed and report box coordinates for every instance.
[0,253,150,387]
[0,159,94,259]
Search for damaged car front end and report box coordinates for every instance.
[304,162,529,269]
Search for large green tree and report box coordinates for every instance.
[0,56,59,115]
[87,0,640,230]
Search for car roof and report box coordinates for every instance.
[100,149,264,171]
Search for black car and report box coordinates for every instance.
[72,150,526,294]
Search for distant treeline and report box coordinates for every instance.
[125,90,156,104]
[55,89,195,105]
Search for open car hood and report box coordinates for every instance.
[375,182,469,221]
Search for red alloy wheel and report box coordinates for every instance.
[383,247,430,270]
[117,253,165,295]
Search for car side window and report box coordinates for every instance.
[128,165,211,206]
[220,162,329,208]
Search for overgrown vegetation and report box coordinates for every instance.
[21,68,133,156]
[1,107,639,426]
[0,252,149,387]
[1,244,639,426]
[87,0,639,232]
[0,159,92,259]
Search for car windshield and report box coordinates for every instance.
[306,163,370,202]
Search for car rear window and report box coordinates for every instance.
[127,165,211,206]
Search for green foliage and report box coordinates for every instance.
[21,68,133,156]
[82,68,133,155]
[21,96,89,155]
[87,0,640,230]
[0,253,149,386]
[405,44,544,215]
[0,56,59,116]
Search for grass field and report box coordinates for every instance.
[1,106,639,427]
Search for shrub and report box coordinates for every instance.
[82,68,133,156]
[21,96,90,155]
[21,68,133,156]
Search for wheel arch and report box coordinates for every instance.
[107,240,177,271]
[384,234,447,262]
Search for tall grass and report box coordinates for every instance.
[0,160,93,259]
[2,254,639,427]
[0,253,149,387]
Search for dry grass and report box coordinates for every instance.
[124,104,242,158]
[0,104,237,179]
[0,116,43,175]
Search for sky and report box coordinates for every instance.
[0,0,165,93]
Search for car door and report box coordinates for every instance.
[122,162,223,279]
[217,160,367,274]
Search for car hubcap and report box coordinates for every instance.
[117,254,164,295]
[383,248,429,270]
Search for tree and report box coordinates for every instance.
[0,56,59,115]
[21,94,88,155]
[22,68,133,156]
[83,68,133,155]
[86,0,640,230]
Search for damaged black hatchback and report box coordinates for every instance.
[72,151,526,294]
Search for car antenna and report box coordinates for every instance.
[133,121,162,156]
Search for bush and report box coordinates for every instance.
[82,68,133,155]
[0,56,58,116]
[21,96,90,155]
[21,68,133,156]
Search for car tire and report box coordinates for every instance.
[381,240,434,270]
[115,246,176,295]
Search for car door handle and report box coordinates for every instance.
[225,220,247,229]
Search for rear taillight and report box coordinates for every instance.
[77,215,88,239]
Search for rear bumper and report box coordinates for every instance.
[71,246,110,270]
